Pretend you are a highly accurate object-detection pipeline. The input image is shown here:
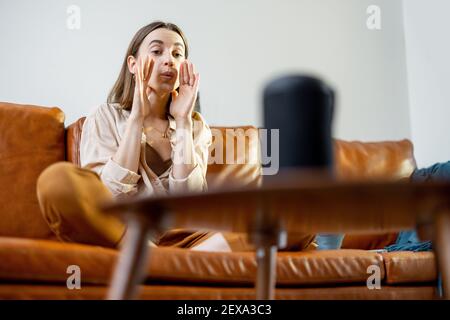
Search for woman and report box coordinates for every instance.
[36,21,238,251]
[37,21,315,252]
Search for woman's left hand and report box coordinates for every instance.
[169,60,200,122]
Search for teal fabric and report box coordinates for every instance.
[315,234,345,250]
[385,238,432,252]
[385,161,450,253]
[386,161,450,298]
[385,229,432,252]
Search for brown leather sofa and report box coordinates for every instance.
[0,102,439,299]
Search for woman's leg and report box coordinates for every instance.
[411,161,450,182]
[156,230,315,252]
[36,162,126,248]
[37,162,316,252]
[156,229,236,252]
[390,162,450,248]
[37,163,251,252]
[407,162,450,297]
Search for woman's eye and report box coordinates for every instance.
[151,50,161,55]
[174,53,183,58]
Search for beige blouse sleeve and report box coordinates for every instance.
[168,111,212,193]
[80,104,141,197]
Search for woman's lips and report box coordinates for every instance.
[160,71,175,80]
[160,75,174,80]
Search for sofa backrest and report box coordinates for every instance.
[66,116,417,250]
[0,102,65,239]
[0,102,417,250]
[334,139,416,181]
[66,117,417,186]
[334,139,417,249]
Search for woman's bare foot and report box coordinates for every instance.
[190,232,232,252]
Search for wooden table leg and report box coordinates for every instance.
[107,215,152,300]
[255,244,277,300]
[250,223,286,300]
[434,207,450,300]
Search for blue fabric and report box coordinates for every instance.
[384,229,432,252]
[410,161,450,182]
[385,238,432,252]
[437,275,443,298]
[387,161,450,252]
[387,161,450,297]
[396,229,420,243]
[315,162,450,251]
[315,234,345,250]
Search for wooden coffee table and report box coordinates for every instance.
[101,177,450,300]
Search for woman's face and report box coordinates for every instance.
[132,28,186,94]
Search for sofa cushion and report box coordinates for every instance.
[146,248,385,286]
[0,102,65,239]
[334,139,416,181]
[341,233,399,251]
[337,139,417,250]
[382,251,437,284]
[66,116,85,167]
[206,126,262,190]
[0,237,384,286]
[0,284,437,300]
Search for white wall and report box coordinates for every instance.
[0,0,411,142]
[403,0,450,167]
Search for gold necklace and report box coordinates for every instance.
[144,121,170,145]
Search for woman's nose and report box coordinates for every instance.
[163,53,175,67]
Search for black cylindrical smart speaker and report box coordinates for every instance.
[263,75,335,172]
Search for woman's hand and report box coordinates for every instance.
[130,55,154,121]
[169,60,200,122]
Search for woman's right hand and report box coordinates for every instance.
[130,55,154,121]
